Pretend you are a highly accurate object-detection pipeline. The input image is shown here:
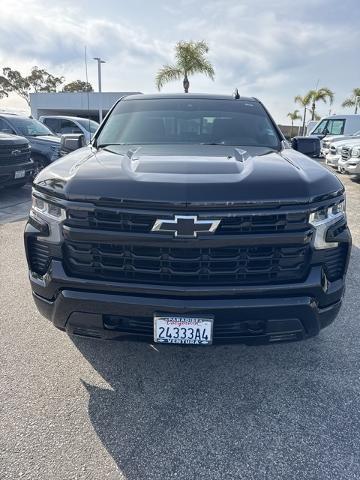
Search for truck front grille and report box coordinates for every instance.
[66,208,308,235]
[341,146,351,161]
[64,242,310,286]
[0,143,31,166]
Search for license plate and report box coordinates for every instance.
[154,315,213,345]
[15,170,26,179]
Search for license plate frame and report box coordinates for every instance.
[14,170,26,179]
[154,314,214,345]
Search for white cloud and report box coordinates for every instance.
[0,0,359,122]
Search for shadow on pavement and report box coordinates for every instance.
[71,246,360,480]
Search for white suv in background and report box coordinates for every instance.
[39,116,99,144]
[338,144,360,179]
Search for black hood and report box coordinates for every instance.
[0,132,29,146]
[34,144,343,205]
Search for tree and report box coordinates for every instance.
[342,88,360,114]
[294,92,312,135]
[0,66,64,106]
[308,87,334,121]
[156,40,215,93]
[62,80,93,92]
[287,110,302,138]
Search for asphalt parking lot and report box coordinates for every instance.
[0,172,359,480]
[0,184,32,224]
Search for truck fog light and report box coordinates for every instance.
[309,200,346,250]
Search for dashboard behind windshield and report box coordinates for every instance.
[97,98,281,149]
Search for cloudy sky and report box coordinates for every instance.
[0,0,359,123]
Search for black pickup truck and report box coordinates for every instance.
[0,114,60,175]
[0,132,33,188]
[25,94,351,345]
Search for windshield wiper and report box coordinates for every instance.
[96,143,128,149]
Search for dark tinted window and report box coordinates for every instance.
[59,120,82,134]
[97,98,281,148]
[0,118,16,134]
[44,118,61,133]
[7,117,53,136]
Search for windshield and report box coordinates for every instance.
[77,119,100,133]
[10,117,54,136]
[97,98,281,149]
[313,119,345,136]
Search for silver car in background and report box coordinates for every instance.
[39,115,99,144]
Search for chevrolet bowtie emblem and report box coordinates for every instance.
[151,215,220,238]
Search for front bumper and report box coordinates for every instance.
[345,162,360,176]
[338,158,360,175]
[325,154,340,167]
[29,258,347,345]
[25,199,352,345]
[0,159,34,187]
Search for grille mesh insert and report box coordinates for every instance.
[64,242,310,286]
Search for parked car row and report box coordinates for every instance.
[0,113,99,189]
[307,114,360,157]
[325,139,360,180]
[337,144,360,179]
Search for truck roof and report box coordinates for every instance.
[39,115,98,122]
[122,93,257,102]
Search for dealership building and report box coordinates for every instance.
[29,91,141,121]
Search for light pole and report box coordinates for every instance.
[93,57,106,122]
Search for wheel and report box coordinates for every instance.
[31,156,48,178]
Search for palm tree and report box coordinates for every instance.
[156,41,215,93]
[287,110,302,138]
[295,92,312,135]
[308,87,334,121]
[342,88,360,114]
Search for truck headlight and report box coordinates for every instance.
[309,200,346,249]
[31,195,66,221]
[351,147,360,157]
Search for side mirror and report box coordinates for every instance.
[291,136,321,158]
[60,134,86,157]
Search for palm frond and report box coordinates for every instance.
[294,94,311,107]
[311,87,334,104]
[342,97,356,108]
[175,41,215,79]
[155,65,182,91]
[287,109,302,121]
